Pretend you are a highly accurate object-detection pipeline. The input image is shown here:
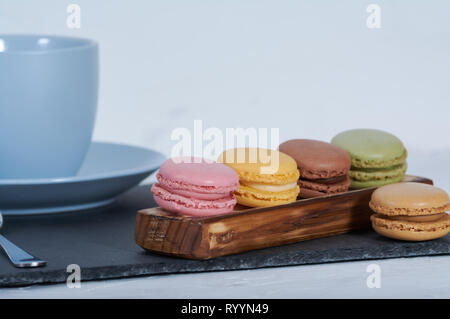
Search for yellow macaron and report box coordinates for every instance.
[218,148,300,207]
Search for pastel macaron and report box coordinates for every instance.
[331,129,407,189]
[151,157,239,216]
[218,148,300,207]
[369,182,450,241]
[279,139,351,198]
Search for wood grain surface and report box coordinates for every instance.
[135,175,433,259]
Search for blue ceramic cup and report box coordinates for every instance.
[0,35,98,179]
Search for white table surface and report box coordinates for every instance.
[1,256,450,299]
[1,149,449,299]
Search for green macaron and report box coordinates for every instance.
[331,129,407,189]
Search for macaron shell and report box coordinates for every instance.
[158,157,239,189]
[151,183,236,217]
[350,174,404,189]
[235,184,300,207]
[331,129,407,169]
[369,182,450,216]
[218,148,300,184]
[278,139,351,179]
[371,213,450,241]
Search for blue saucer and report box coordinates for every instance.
[0,142,165,215]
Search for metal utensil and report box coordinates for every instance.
[0,212,46,268]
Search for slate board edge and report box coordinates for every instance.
[1,245,449,288]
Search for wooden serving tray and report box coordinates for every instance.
[135,175,432,260]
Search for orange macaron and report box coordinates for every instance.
[369,182,450,241]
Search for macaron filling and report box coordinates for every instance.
[301,175,348,185]
[242,182,298,192]
[382,213,448,223]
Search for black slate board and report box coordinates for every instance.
[0,185,449,288]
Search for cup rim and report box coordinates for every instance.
[0,34,98,55]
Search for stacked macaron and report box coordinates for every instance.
[331,129,407,189]
[151,157,239,216]
[279,139,352,198]
[218,148,300,207]
[369,183,450,241]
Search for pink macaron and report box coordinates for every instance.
[151,157,240,217]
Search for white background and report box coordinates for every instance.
[1,1,450,298]
[1,0,449,157]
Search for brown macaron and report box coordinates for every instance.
[278,139,352,198]
[369,182,450,241]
